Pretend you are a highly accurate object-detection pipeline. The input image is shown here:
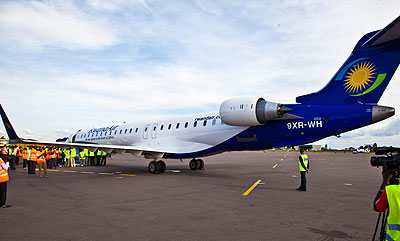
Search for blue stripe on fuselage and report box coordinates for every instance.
[167,104,373,159]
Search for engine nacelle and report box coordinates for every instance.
[219,97,292,126]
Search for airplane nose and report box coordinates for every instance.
[372,105,395,123]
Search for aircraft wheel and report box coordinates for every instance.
[148,161,158,174]
[157,161,166,173]
[197,159,204,170]
[189,159,199,170]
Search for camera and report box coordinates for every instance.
[370,147,400,168]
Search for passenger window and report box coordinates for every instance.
[100,132,102,136]
[145,127,148,132]
[119,130,122,134]
[176,123,180,129]
[185,122,188,128]
[109,131,112,135]
[114,130,117,135]
[135,128,138,133]
[203,120,207,126]
[84,134,86,138]
[130,128,132,133]
[125,129,127,134]
[96,132,98,136]
[193,121,197,127]
[160,125,164,130]
[153,126,156,131]
[212,119,216,126]
[168,124,172,130]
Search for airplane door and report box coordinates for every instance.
[143,124,149,139]
[151,123,158,139]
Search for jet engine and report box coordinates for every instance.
[219,97,292,126]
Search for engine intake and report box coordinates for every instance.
[219,97,292,126]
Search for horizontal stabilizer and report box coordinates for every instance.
[363,15,400,47]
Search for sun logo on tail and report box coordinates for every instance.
[343,61,377,94]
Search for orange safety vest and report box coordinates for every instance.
[22,150,28,160]
[30,150,37,161]
[50,151,57,159]
[2,147,7,155]
[0,158,9,183]
[37,151,46,164]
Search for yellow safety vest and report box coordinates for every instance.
[70,149,77,158]
[299,154,309,172]
[0,158,9,183]
[385,185,400,241]
[89,151,95,157]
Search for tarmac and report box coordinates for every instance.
[1,151,384,241]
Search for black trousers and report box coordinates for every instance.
[300,171,307,190]
[0,181,7,206]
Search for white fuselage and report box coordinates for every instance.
[71,111,248,155]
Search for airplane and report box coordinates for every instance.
[1,16,400,174]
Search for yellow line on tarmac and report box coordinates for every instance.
[120,174,137,177]
[273,164,278,169]
[81,172,95,174]
[63,170,77,173]
[47,169,60,172]
[99,172,114,175]
[243,180,262,196]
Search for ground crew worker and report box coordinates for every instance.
[37,148,49,178]
[64,149,71,167]
[79,150,86,167]
[101,150,107,166]
[296,148,309,191]
[8,146,15,170]
[28,148,37,174]
[83,148,89,166]
[70,148,77,167]
[89,150,95,166]
[22,148,28,169]
[0,157,11,208]
[96,149,103,166]
[16,147,22,166]
[374,164,399,241]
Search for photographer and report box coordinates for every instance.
[374,164,400,241]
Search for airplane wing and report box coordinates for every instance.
[0,104,166,159]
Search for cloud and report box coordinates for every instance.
[0,0,119,51]
[0,0,400,148]
[55,129,71,135]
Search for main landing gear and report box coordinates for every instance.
[147,159,204,174]
[189,158,204,170]
[148,160,166,174]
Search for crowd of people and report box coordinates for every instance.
[0,145,108,178]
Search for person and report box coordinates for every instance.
[22,148,28,169]
[374,164,399,241]
[89,150,95,166]
[96,149,102,166]
[29,147,37,174]
[296,148,309,191]
[101,150,107,166]
[0,156,11,208]
[36,148,49,178]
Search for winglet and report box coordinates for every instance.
[363,15,400,47]
[0,105,21,141]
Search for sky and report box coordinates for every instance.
[0,0,400,149]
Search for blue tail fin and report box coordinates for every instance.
[0,104,21,141]
[296,16,400,105]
